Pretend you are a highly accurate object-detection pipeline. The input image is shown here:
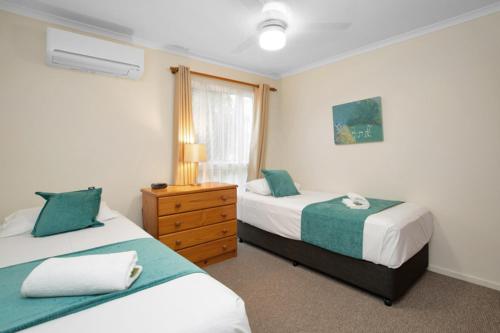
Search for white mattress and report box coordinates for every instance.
[0,215,251,333]
[238,190,433,268]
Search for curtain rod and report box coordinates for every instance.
[169,66,277,92]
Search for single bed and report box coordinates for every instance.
[0,214,251,333]
[237,190,433,305]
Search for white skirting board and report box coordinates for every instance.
[428,265,500,291]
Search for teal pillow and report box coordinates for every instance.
[261,169,300,197]
[32,188,104,237]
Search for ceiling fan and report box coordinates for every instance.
[235,0,352,52]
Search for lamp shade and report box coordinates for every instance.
[259,25,286,51]
[184,143,207,163]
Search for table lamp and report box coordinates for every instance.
[184,143,207,185]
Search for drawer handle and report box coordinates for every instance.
[221,213,228,218]
[175,203,182,209]
[222,229,228,234]
[174,221,181,227]
[220,195,228,201]
[222,245,228,251]
[175,240,182,246]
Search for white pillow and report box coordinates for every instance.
[0,207,42,238]
[97,202,120,222]
[246,178,301,196]
[0,201,119,238]
[246,179,271,195]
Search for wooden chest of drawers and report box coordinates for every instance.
[141,183,238,267]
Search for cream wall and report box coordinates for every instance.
[266,12,500,289]
[0,10,279,224]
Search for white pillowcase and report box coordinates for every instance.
[96,202,120,222]
[246,178,301,196]
[246,178,272,195]
[0,207,42,238]
[0,202,119,238]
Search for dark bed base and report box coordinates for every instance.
[238,220,428,306]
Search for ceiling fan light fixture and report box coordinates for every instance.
[259,25,286,51]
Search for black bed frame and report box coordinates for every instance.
[238,220,428,306]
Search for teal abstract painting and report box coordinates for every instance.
[333,97,383,145]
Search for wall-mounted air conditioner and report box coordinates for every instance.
[46,28,144,80]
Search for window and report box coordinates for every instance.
[192,76,254,187]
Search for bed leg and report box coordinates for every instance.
[383,298,392,307]
[238,238,244,243]
[292,261,299,267]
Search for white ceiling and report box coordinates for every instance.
[2,0,499,77]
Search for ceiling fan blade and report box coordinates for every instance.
[232,35,257,54]
[238,0,263,11]
[304,21,352,32]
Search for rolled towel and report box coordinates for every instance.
[342,198,368,209]
[347,192,370,207]
[21,251,142,298]
[342,193,370,210]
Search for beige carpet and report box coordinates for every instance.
[205,243,500,333]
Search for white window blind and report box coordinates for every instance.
[191,76,255,187]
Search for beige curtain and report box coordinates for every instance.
[173,65,196,185]
[247,83,270,180]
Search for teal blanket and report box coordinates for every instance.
[301,197,402,259]
[0,238,204,333]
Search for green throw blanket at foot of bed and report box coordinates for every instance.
[301,197,403,259]
[0,238,204,333]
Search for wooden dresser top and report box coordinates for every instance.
[141,182,237,197]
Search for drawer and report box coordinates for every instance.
[159,220,236,250]
[158,204,236,235]
[158,189,236,216]
[178,236,237,263]
[195,251,237,267]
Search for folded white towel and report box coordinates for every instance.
[21,251,142,298]
[342,193,370,210]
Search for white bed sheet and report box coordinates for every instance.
[0,216,251,333]
[238,190,433,268]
